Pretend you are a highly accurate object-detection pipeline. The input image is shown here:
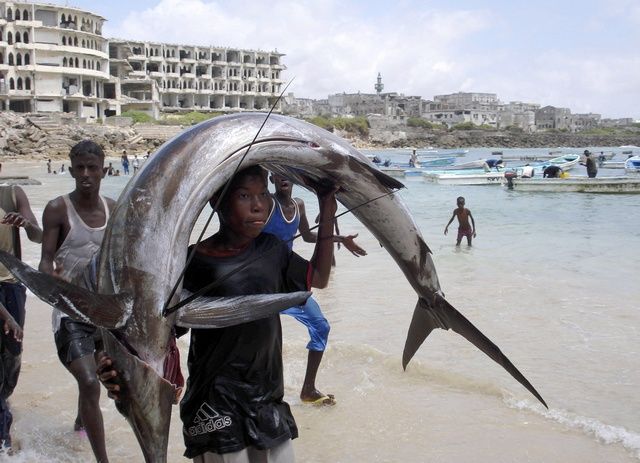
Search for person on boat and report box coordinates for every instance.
[521,164,535,178]
[409,149,420,168]
[444,196,476,247]
[263,173,366,406]
[598,152,606,167]
[581,150,598,178]
[543,165,563,178]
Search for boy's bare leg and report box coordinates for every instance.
[66,355,108,462]
[300,350,334,404]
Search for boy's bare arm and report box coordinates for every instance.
[444,211,456,234]
[309,188,338,288]
[468,210,476,235]
[2,186,43,243]
[0,303,23,341]
[39,200,64,275]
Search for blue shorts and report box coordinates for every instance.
[282,296,330,352]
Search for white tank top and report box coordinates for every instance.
[51,194,109,331]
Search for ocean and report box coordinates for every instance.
[0,147,638,462]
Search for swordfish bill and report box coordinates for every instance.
[0,113,546,461]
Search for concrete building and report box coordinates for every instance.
[433,92,501,109]
[601,117,635,128]
[108,40,286,116]
[571,112,601,132]
[535,105,572,131]
[497,101,540,132]
[0,1,111,117]
[0,1,286,119]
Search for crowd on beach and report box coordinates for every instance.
[0,139,370,462]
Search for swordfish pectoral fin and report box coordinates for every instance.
[175,291,312,329]
[403,295,548,409]
[100,329,174,463]
[0,250,132,329]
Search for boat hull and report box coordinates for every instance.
[506,176,640,193]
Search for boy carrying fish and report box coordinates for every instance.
[98,165,337,462]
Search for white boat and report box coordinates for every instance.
[504,176,640,193]
[537,154,580,172]
[600,160,626,169]
[625,156,640,175]
[423,171,505,185]
[442,158,504,171]
[418,156,456,167]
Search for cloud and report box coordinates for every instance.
[103,0,639,118]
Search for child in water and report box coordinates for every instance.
[444,196,476,246]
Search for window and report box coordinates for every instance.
[17,77,22,90]
[9,78,14,90]
[15,31,21,43]
[15,10,21,21]
[8,53,13,65]
[23,10,29,21]
[16,53,22,66]
[25,77,31,90]
[7,9,12,21]
[63,57,67,66]
[24,54,29,65]
[96,62,100,71]
[62,36,66,45]
[22,32,29,44]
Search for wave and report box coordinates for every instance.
[506,397,640,460]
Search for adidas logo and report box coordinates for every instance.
[188,402,233,436]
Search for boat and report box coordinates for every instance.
[504,176,640,193]
[417,156,456,167]
[600,160,626,169]
[625,156,640,175]
[423,171,505,185]
[537,154,580,172]
[0,176,42,186]
[442,158,505,171]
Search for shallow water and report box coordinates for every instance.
[1,148,639,462]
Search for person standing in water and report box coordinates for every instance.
[262,173,366,405]
[0,164,43,452]
[39,140,114,463]
[444,196,476,246]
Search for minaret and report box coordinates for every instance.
[374,72,384,94]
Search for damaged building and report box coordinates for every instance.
[0,1,286,119]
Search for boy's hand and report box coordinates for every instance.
[3,318,23,342]
[96,352,123,401]
[1,212,29,228]
[473,231,477,238]
[342,234,367,256]
[444,226,448,235]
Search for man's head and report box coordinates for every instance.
[69,140,106,194]
[584,150,591,157]
[211,166,270,240]
[457,196,465,207]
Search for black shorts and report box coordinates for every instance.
[54,318,101,366]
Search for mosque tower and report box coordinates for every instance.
[374,72,384,94]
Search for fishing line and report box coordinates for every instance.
[162,78,295,313]
[163,188,400,316]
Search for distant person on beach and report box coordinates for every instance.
[60,164,65,174]
[581,150,598,178]
[543,165,563,178]
[598,152,606,166]
[39,140,114,463]
[0,164,43,452]
[98,165,338,462]
[444,196,476,246]
[263,173,366,406]
[121,151,130,175]
[47,159,52,174]
[409,149,419,168]
[107,163,114,176]
[132,155,140,174]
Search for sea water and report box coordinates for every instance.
[0,148,638,462]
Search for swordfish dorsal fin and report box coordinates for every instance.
[403,296,548,409]
[0,250,132,329]
[175,291,312,329]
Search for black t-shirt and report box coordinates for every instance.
[180,233,310,458]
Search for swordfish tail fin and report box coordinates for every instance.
[101,329,175,463]
[403,296,548,409]
[0,250,132,329]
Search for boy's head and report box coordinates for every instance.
[456,196,465,207]
[69,140,106,193]
[269,172,293,195]
[211,166,270,240]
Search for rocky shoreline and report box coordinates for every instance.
[1,111,639,160]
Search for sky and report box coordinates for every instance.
[46,0,640,119]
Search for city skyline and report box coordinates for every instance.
[34,0,640,119]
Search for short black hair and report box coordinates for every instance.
[210,165,268,210]
[69,140,105,161]
[457,196,465,202]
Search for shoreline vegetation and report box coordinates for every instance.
[1,110,639,160]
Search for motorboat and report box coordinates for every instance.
[504,176,640,193]
[537,154,580,172]
[625,156,640,175]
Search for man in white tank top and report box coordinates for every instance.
[39,140,115,463]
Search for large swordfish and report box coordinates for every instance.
[0,113,546,461]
